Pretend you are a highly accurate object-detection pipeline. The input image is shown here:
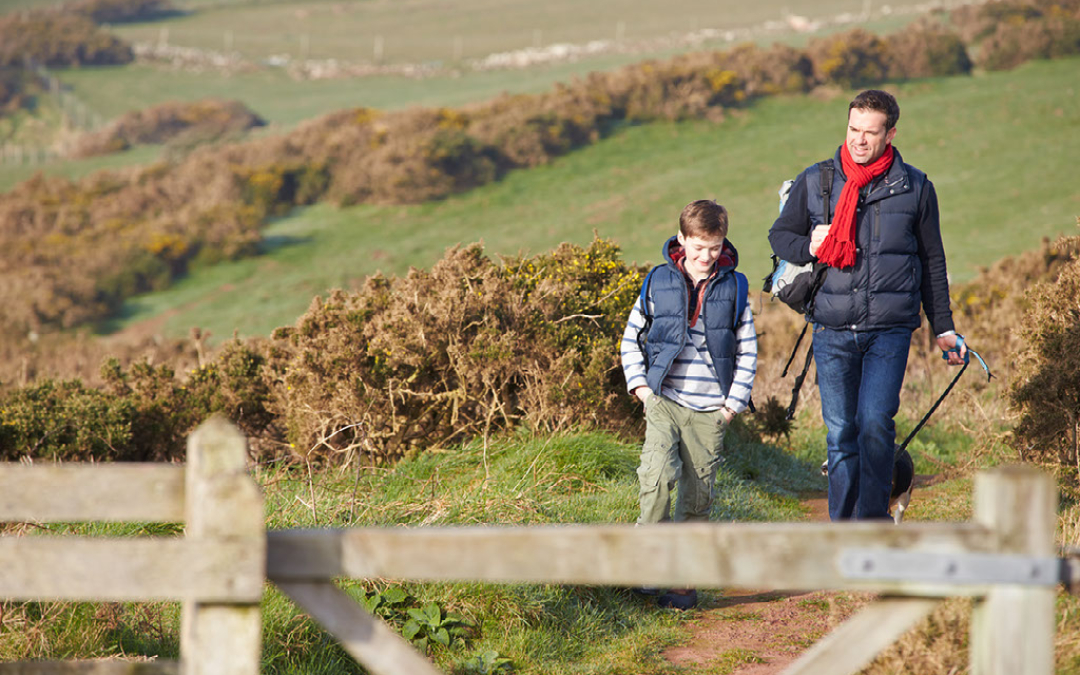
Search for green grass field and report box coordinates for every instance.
[104,56,1080,343]
[104,0,923,65]
[0,0,921,189]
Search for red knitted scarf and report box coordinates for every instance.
[815,143,895,269]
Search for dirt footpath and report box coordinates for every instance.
[662,492,872,674]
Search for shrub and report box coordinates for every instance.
[976,13,1080,70]
[719,43,816,97]
[0,378,136,461]
[884,19,973,79]
[68,0,176,24]
[0,12,132,68]
[0,339,274,461]
[0,68,30,113]
[71,99,265,158]
[268,238,642,463]
[1008,229,1080,473]
[807,29,889,88]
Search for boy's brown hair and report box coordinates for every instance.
[679,199,729,239]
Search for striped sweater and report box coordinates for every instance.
[620,294,757,413]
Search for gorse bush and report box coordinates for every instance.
[67,0,176,24]
[883,18,974,79]
[0,340,273,461]
[0,68,30,113]
[0,12,132,68]
[1008,228,1080,477]
[0,239,644,462]
[71,98,266,158]
[269,238,643,464]
[806,28,889,88]
[950,0,1080,70]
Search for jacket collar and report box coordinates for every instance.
[832,146,912,204]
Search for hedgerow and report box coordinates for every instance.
[0,340,273,461]
[0,12,132,68]
[70,99,265,158]
[1,3,1078,342]
[68,0,176,24]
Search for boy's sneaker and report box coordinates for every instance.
[657,588,697,610]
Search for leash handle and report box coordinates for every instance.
[941,334,994,382]
[902,337,995,452]
[941,333,969,365]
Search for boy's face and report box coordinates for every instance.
[677,232,726,280]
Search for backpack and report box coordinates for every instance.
[762,160,834,316]
[763,160,835,420]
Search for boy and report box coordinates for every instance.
[620,199,757,610]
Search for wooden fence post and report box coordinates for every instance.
[181,416,265,675]
[970,465,1056,675]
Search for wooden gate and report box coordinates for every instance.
[1,417,1069,674]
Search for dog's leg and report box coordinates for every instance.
[890,489,912,525]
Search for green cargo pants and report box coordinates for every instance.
[637,393,728,524]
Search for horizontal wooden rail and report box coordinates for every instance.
[0,661,178,674]
[0,465,184,523]
[268,521,1000,597]
[0,537,263,602]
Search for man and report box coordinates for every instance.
[768,89,965,521]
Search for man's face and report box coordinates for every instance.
[846,107,896,165]
[677,232,726,279]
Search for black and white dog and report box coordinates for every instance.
[820,447,915,524]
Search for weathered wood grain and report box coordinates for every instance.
[267,521,1000,596]
[970,466,1056,675]
[782,597,942,675]
[277,581,442,675]
[181,415,264,675]
[0,661,179,674]
[0,537,262,601]
[0,464,184,523]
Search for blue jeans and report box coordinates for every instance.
[812,326,912,521]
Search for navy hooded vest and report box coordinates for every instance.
[643,236,741,396]
[807,148,928,331]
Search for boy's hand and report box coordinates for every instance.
[632,387,651,404]
[809,224,831,257]
[720,407,736,424]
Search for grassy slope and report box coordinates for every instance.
[107,0,924,64]
[104,56,1080,342]
[0,0,924,190]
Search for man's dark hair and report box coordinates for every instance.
[679,199,729,239]
[849,89,900,131]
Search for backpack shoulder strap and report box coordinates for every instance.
[733,271,748,328]
[635,266,660,355]
[638,266,659,319]
[818,159,834,223]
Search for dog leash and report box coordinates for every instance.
[896,335,994,454]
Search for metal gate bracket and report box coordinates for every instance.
[840,549,1061,586]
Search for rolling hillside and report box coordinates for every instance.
[107,56,1080,342]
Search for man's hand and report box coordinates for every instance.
[720,407,736,424]
[632,386,651,404]
[808,224,831,258]
[937,333,968,366]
